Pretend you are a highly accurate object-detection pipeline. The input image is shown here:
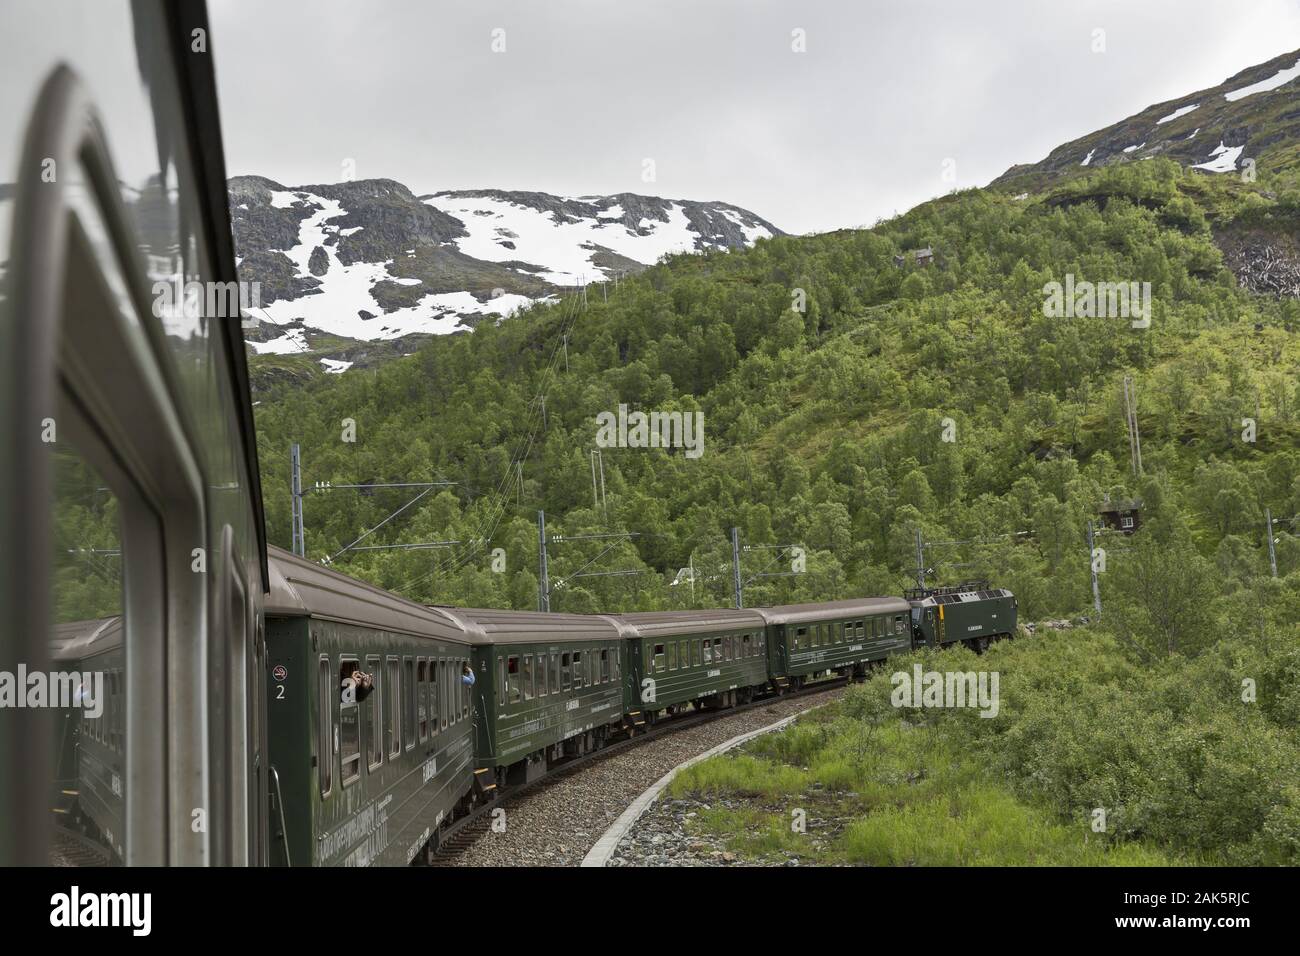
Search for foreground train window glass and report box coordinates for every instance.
[522,655,534,701]
[538,655,548,696]
[693,641,702,667]
[48,444,125,865]
[572,651,583,687]
[561,652,571,690]
[549,654,559,696]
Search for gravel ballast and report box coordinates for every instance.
[451,685,846,867]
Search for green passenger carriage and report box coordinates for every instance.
[264,547,478,866]
[440,608,625,786]
[756,598,913,689]
[611,609,770,721]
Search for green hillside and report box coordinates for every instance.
[253,158,1300,622]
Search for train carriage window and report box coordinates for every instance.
[693,640,702,666]
[572,651,583,688]
[702,639,712,664]
[667,643,676,671]
[387,657,401,758]
[522,656,534,701]
[895,615,906,635]
[463,658,471,720]
[417,660,429,742]
[561,653,571,690]
[653,644,666,672]
[550,654,559,696]
[498,656,507,708]
[366,656,383,771]
[318,658,333,797]
[742,634,750,658]
[601,649,610,683]
[712,637,723,661]
[442,660,450,729]
[538,654,549,697]
[403,658,415,750]
[440,660,449,730]
[339,658,362,787]
[795,627,806,650]
[507,656,522,704]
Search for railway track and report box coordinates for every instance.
[425,676,849,866]
[49,822,112,867]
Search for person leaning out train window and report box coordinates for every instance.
[461,662,476,687]
[340,669,375,705]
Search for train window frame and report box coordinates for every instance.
[403,657,415,751]
[702,639,712,664]
[417,659,429,742]
[523,655,534,702]
[572,651,583,688]
[538,654,549,697]
[440,659,449,731]
[339,656,362,788]
[318,656,333,798]
[507,655,522,704]
[601,649,610,683]
[693,640,702,667]
[386,657,401,759]
[366,655,383,772]
[666,643,676,671]
[561,653,571,690]
[549,653,559,696]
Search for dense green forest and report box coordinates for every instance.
[252,158,1300,623]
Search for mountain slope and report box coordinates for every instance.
[229,176,781,371]
[995,47,1300,192]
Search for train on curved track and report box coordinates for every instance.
[2,1,1016,867]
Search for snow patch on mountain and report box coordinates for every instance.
[1224,57,1300,101]
[1192,142,1244,173]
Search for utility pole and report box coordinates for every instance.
[914,528,926,590]
[538,510,550,612]
[1087,520,1103,616]
[589,450,607,521]
[731,527,743,609]
[1123,375,1143,476]
[1266,507,1278,578]
[290,443,305,556]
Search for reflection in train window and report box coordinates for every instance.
[48,443,125,865]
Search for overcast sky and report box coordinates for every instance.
[210,0,1300,234]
